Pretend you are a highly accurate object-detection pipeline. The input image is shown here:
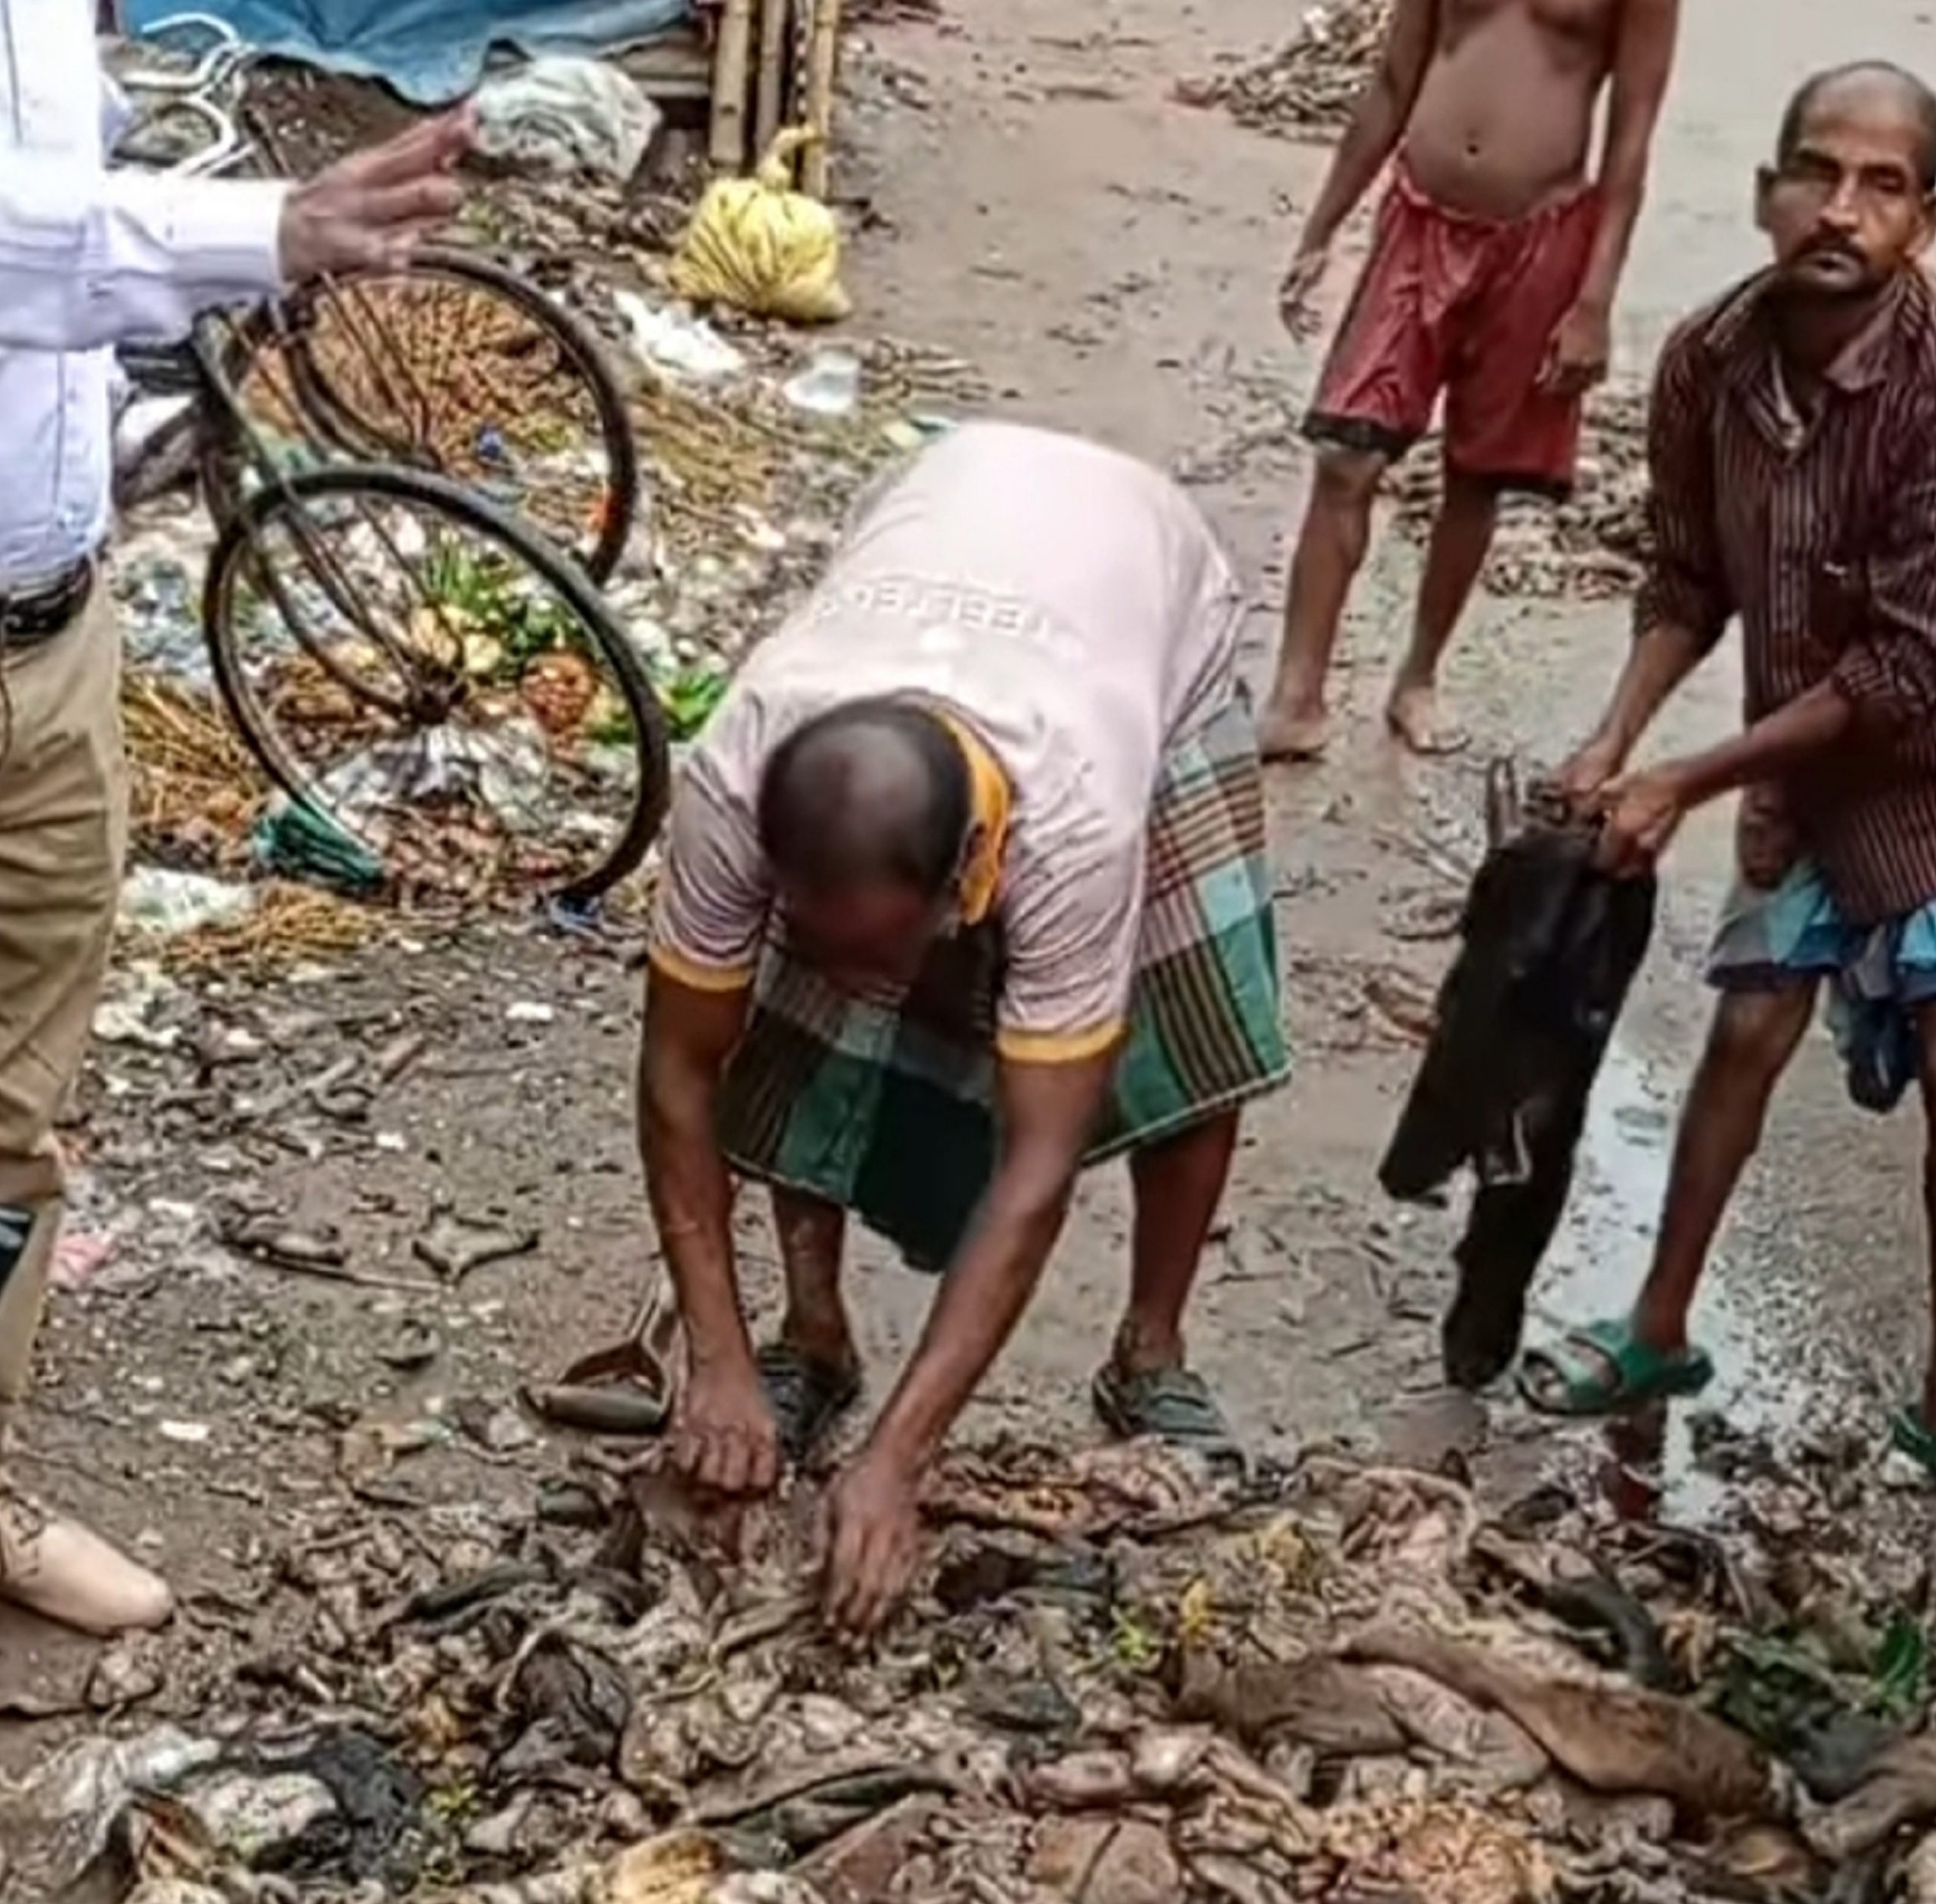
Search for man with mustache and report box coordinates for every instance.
[1520,64,1936,1451]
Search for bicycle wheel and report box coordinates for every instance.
[203,464,669,909]
[206,250,639,582]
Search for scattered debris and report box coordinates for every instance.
[1177,0,1393,141]
[119,868,256,941]
[783,349,864,419]
[1385,387,1650,599]
[120,671,265,871]
[8,1437,1928,1900]
[618,292,750,383]
[412,1211,541,1281]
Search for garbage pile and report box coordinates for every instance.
[9,1426,1936,1902]
[104,54,986,944]
[1176,0,1392,141]
[607,325,982,678]
[1384,386,1651,600]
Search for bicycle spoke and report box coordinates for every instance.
[207,469,662,907]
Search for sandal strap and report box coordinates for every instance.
[1891,1406,1936,1476]
[1519,1319,1712,1417]
[1097,1364,1235,1449]
[755,1342,858,1463]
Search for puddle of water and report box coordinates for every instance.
[1528,1036,1797,1521]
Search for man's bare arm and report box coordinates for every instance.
[1575,0,1680,314]
[1624,453,1936,820]
[1656,683,1852,809]
[820,1049,1115,1630]
[1558,325,1727,794]
[639,969,748,1352]
[1578,617,1708,761]
[866,1050,1114,1470]
[1293,0,1437,256]
[640,969,780,1493]
[1593,681,1851,873]
[1598,442,1936,869]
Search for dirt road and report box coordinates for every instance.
[7,0,1936,1716]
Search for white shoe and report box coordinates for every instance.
[0,1478,172,1635]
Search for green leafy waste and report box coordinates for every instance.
[420,539,731,745]
[1712,1611,1931,1753]
[656,662,730,741]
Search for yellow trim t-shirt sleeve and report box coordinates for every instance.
[993,820,1142,1066]
[647,745,770,994]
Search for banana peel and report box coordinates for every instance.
[672,129,852,324]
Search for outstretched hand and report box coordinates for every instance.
[1550,732,1627,813]
[279,110,473,284]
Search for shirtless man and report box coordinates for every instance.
[1258,0,1680,760]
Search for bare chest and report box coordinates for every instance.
[1438,0,1621,57]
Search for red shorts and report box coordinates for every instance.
[1304,160,1601,498]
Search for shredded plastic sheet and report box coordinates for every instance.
[125,0,693,107]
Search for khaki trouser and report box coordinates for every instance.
[0,590,126,1417]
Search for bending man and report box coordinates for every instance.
[641,422,1289,1630]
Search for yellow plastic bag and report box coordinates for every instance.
[671,128,852,324]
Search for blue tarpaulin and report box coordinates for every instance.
[126,0,693,106]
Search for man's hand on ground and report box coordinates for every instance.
[279,111,473,284]
[1277,246,1329,340]
[821,1444,923,1635]
[1593,764,1688,874]
[668,1354,781,1498]
[1538,297,1612,396]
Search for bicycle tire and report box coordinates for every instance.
[206,249,640,583]
[202,462,669,909]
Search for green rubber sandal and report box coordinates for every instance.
[1092,1362,1243,1471]
[755,1341,860,1467]
[1890,1406,1936,1477]
[1516,1318,1714,1419]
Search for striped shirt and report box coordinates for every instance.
[1639,268,1936,925]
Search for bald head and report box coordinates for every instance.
[1778,62,1936,190]
[758,699,972,899]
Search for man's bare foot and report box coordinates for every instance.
[0,1479,172,1635]
[1257,702,1331,762]
[1385,680,1469,757]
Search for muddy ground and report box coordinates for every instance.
[6,0,1935,1733]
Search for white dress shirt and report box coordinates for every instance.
[0,0,287,585]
